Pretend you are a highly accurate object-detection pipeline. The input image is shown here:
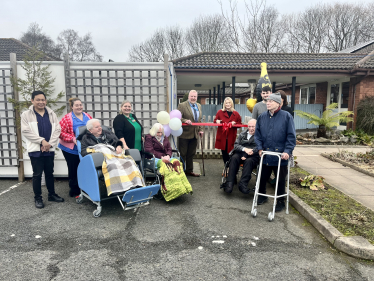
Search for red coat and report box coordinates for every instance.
[214,110,242,151]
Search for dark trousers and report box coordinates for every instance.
[178,137,197,173]
[259,165,288,200]
[221,139,230,164]
[62,150,80,192]
[228,153,259,187]
[30,156,55,199]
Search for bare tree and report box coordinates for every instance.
[284,5,328,53]
[185,14,232,53]
[57,29,102,62]
[20,23,61,59]
[164,26,186,60]
[128,27,185,62]
[218,0,286,53]
[324,3,372,52]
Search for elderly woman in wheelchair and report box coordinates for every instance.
[75,119,160,217]
[221,119,260,194]
[144,123,192,201]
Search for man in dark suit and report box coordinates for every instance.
[177,90,203,177]
[221,119,259,194]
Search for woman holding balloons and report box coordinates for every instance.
[113,100,143,151]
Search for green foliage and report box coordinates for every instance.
[342,129,374,146]
[8,47,66,121]
[356,96,374,135]
[299,175,326,190]
[295,103,354,130]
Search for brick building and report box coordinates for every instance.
[172,41,374,129]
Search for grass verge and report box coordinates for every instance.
[290,167,374,244]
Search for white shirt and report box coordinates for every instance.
[242,133,253,151]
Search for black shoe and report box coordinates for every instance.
[238,183,250,194]
[48,194,65,202]
[257,195,268,205]
[35,198,44,209]
[275,200,285,212]
[224,182,234,193]
[69,189,80,197]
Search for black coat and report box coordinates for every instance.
[113,114,143,149]
[281,105,294,117]
[78,129,123,156]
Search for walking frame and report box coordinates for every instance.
[251,151,291,222]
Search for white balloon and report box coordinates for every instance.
[169,118,182,130]
[157,111,170,125]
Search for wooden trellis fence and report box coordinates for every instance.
[0,68,18,167]
[64,61,167,131]
[195,115,251,157]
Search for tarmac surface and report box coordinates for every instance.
[1,157,374,280]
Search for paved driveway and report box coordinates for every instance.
[0,159,373,280]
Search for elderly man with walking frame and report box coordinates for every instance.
[221,119,260,194]
[254,92,296,212]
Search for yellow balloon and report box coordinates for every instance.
[157,111,170,125]
[246,98,257,113]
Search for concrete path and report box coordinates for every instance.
[294,146,374,211]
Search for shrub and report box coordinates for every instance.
[356,96,374,135]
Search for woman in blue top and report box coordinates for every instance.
[59,98,92,197]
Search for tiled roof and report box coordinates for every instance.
[339,40,374,54]
[172,52,374,70]
[177,87,251,95]
[0,38,60,61]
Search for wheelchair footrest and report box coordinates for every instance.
[121,184,161,209]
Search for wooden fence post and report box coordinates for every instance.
[10,53,25,182]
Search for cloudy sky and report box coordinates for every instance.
[2,0,371,61]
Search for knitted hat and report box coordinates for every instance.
[267,92,281,104]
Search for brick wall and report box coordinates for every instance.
[282,87,300,104]
[349,76,374,129]
[315,82,327,109]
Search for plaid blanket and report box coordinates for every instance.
[86,144,144,196]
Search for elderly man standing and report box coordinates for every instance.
[252,86,272,119]
[177,90,203,177]
[255,92,296,212]
[221,119,260,194]
[21,91,64,209]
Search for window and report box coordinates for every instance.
[300,85,316,104]
[206,98,217,104]
[235,98,240,104]
[330,84,339,104]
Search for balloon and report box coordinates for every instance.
[169,117,182,130]
[169,109,182,120]
[163,124,171,137]
[157,111,170,125]
[246,98,257,113]
[171,127,183,137]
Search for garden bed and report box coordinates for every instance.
[290,167,374,244]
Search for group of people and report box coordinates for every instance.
[21,87,295,212]
[21,91,144,208]
[216,86,296,212]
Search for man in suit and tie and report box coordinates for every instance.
[221,119,259,194]
[177,90,203,177]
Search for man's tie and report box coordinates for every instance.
[193,104,198,122]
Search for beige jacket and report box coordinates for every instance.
[21,105,61,153]
[177,101,203,139]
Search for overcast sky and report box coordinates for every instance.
[2,0,371,62]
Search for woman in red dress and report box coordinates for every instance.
[214,97,242,164]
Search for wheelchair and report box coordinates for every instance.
[220,150,258,190]
[75,125,161,217]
